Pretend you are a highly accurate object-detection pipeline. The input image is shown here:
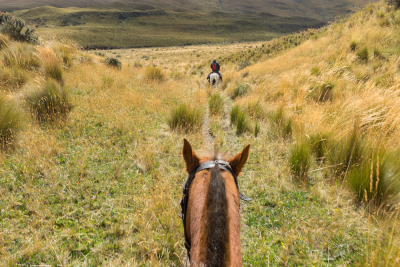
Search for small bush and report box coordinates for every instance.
[0,97,22,149]
[0,12,39,44]
[25,80,73,123]
[230,83,250,99]
[208,93,224,115]
[376,10,386,18]
[328,126,364,178]
[348,150,400,207]
[350,40,358,51]
[146,66,164,81]
[167,103,202,132]
[105,57,122,69]
[357,47,369,61]
[238,60,251,70]
[289,140,312,182]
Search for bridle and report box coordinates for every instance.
[179,160,252,262]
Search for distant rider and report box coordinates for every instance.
[207,58,222,82]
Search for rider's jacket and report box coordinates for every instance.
[211,61,220,72]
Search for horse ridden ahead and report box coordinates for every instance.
[207,59,223,86]
[180,139,251,266]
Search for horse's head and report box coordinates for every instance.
[181,138,250,266]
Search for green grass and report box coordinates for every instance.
[289,139,312,182]
[167,103,202,132]
[208,93,224,115]
[348,149,400,208]
[14,6,325,48]
[0,97,22,149]
[230,83,250,99]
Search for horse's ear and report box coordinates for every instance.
[182,138,200,174]
[227,144,250,176]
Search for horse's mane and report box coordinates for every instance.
[203,161,230,266]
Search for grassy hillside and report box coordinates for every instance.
[10,0,377,48]
[1,1,400,266]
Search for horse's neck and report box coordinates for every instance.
[186,173,242,267]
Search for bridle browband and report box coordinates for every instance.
[179,160,252,262]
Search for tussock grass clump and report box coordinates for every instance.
[246,100,265,119]
[167,103,202,132]
[348,150,400,207]
[357,47,369,61]
[309,132,330,160]
[310,82,334,102]
[311,66,320,75]
[0,33,9,48]
[25,80,73,123]
[350,39,358,51]
[55,44,75,67]
[230,83,250,99]
[328,126,365,178]
[0,97,21,149]
[0,67,28,89]
[146,66,164,81]
[36,46,63,83]
[254,121,260,137]
[289,139,312,182]
[2,44,40,70]
[221,77,231,90]
[208,93,224,115]
[268,105,293,138]
[105,57,122,69]
[230,105,251,134]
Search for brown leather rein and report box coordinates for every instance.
[179,160,252,261]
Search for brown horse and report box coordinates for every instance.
[181,138,250,267]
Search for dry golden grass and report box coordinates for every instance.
[2,2,400,266]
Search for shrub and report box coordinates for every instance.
[208,93,224,115]
[289,140,312,182]
[357,47,369,61]
[36,46,63,83]
[0,12,38,44]
[145,66,164,81]
[0,97,21,149]
[230,83,250,99]
[105,57,122,69]
[25,80,73,123]
[328,126,365,178]
[238,60,251,70]
[167,103,202,132]
[348,150,400,207]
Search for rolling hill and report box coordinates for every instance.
[6,0,377,48]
